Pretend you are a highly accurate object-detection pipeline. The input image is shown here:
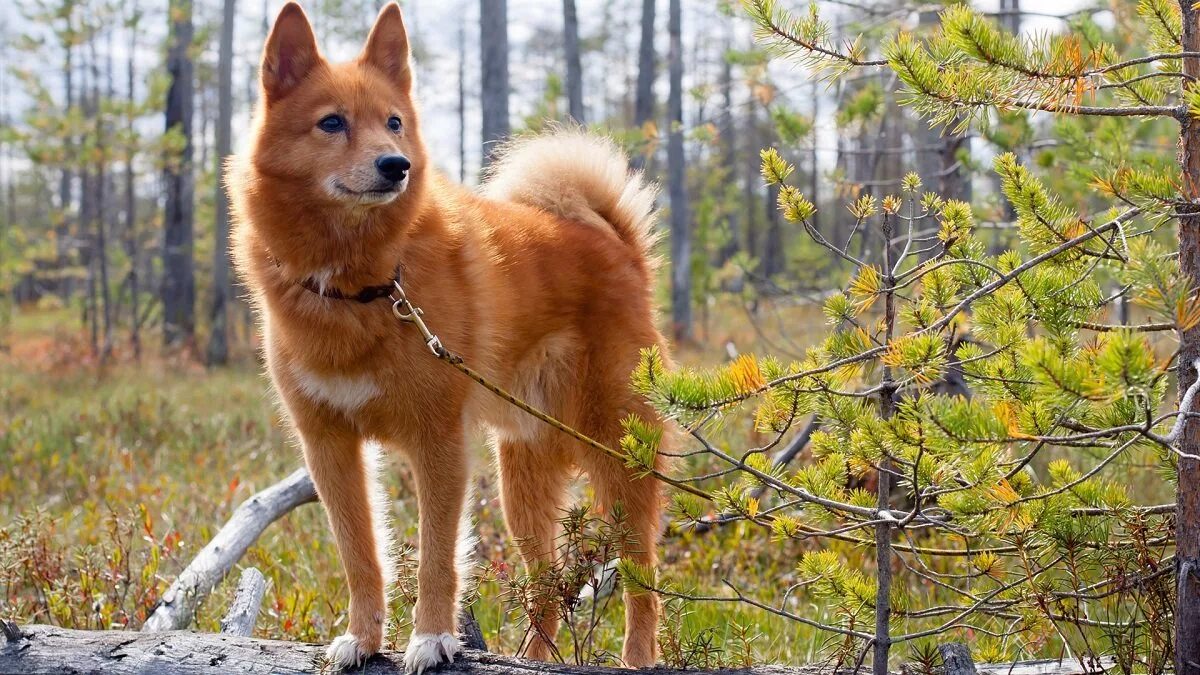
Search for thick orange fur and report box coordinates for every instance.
[230,3,668,672]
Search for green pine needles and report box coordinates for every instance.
[617,2,1200,673]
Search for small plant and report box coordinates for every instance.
[501,504,636,666]
[0,506,181,629]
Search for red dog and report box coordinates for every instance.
[230,3,668,672]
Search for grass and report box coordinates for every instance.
[0,304,834,666]
[6,299,1173,668]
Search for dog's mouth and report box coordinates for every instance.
[331,178,407,204]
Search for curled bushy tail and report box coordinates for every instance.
[481,129,659,258]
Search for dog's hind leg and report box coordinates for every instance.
[294,417,390,670]
[577,406,664,668]
[497,436,572,661]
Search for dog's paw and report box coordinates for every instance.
[403,632,461,675]
[326,633,377,670]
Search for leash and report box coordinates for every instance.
[386,280,710,500]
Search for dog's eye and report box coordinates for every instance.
[387,116,402,133]
[318,114,346,133]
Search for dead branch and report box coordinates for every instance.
[143,468,318,632]
[220,567,269,637]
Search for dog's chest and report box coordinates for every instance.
[290,362,383,414]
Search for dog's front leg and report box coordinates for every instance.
[402,437,469,675]
[295,418,390,670]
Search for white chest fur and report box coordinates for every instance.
[290,363,382,413]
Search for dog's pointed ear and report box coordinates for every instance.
[261,2,320,102]
[359,3,412,92]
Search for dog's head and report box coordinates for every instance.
[251,2,426,209]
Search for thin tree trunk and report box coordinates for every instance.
[809,80,819,233]
[761,96,783,279]
[716,31,738,265]
[479,0,509,168]
[162,0,196,349]
[80,53,97,350]
[125,3,141,359]
[207,0,236,366]
[631,0,655,170]
[666,0,689,342]
[874,216,897,675]
[58,30,75,304]
[743,97,760,264]
[458,8,467,184]
[1176,5,1200,672]
[763,182,782,279]
[562,0,584,123]
[915,10,970,204]
[96,62,113,363]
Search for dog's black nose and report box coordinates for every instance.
[375,154,411,182]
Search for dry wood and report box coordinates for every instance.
[220,567,269,637]
[143,468,318,632]
[937,643,975,675]
[1,624,828,675]
[976,659,1114,675]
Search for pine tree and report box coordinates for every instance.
[619,2,1200,672]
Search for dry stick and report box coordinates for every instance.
[219,567,268,637]
[143,467,317,632]
[144,466,489,650]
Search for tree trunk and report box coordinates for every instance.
[666,0,690,343]
[80,54,97,351]
[162,0,196,350]
[480,0,509,168]
[915,11,971,204]
[631,0,655,170]
[125,3,141,360]
[875,214,897,675]
[207,0,236,367]
[562,0,584,124]
[763,182,783,278]
[458,10,467,183]
[716,31,739,265]
[743,96,760,264]
[1176,5,1200,673]
[96,86,113,363]
[58,31,74,304]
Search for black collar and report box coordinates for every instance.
[269,252,401,304]
[299,275,398,303]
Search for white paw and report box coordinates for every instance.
[326,633,375,670]
[403,632,461,675]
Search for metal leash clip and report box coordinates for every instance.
[390,281,444,356]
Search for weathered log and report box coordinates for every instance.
[975,658,1113,675]
[143,468,318,632]
[938,643,976,675]
[220,567,269,637]
[0,624,827,675]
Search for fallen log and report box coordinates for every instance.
[0,624,826,675]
